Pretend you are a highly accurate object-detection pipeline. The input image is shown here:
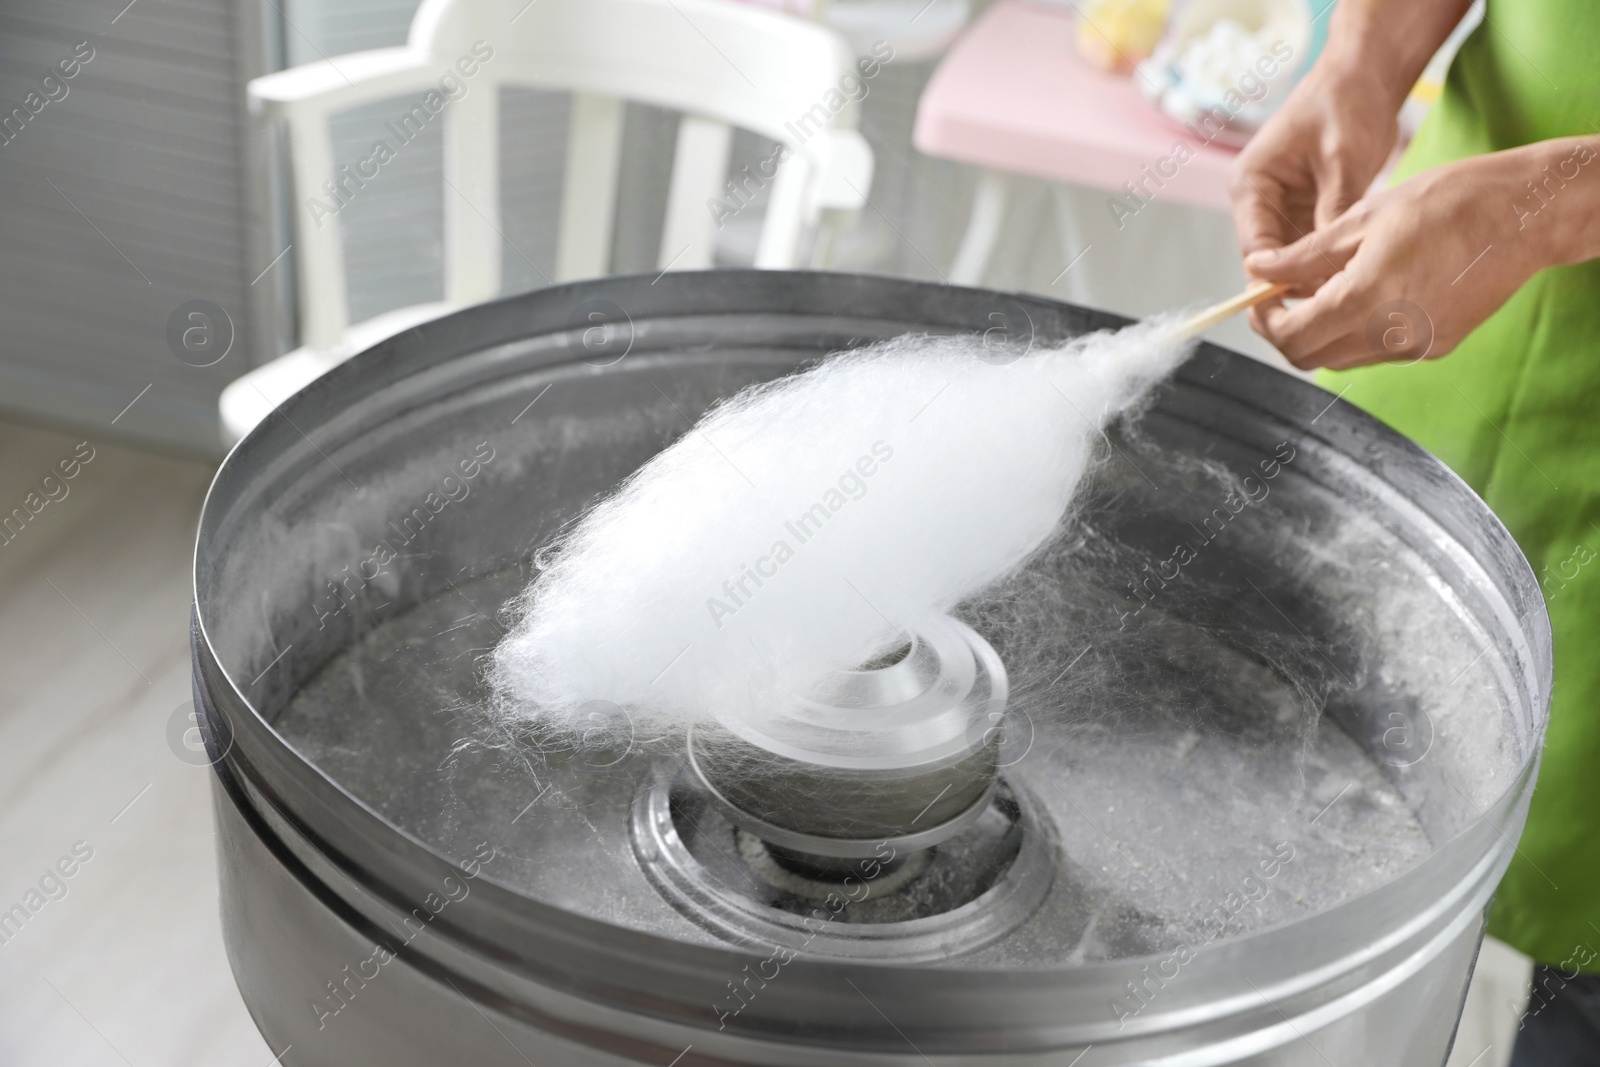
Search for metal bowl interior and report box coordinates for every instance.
[192,271,1549,1055]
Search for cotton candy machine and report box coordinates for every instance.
[192,271,1549,1066]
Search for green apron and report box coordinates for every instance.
[1320,3,1600,968]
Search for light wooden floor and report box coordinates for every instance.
[0,416,1530,1066]
[0,419,273,1065]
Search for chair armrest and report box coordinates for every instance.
[248,47,440,118]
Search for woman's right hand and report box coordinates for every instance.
[1227,0,1473,274]
[1227,59,1405,270]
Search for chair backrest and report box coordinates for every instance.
[252,0,868,352]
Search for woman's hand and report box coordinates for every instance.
[1228,60,1405,262]
[1229,0,1472,259]
[1239,140,1598,369]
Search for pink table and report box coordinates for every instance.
[915,0,1241,206]
[914,0,1243,282]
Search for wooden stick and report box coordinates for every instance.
[1172,280,1292,340]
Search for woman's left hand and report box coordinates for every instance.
[1241,138,1598,370]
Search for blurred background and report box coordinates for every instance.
[0,0,1518,1064]
[0,0,1391,455]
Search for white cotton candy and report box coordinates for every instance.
[490,317,1194,735]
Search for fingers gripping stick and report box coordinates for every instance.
[1172,280,1294,341]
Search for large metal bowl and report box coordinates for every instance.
[192,271,1549,1066]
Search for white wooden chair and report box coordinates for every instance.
[221,0,874,443]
